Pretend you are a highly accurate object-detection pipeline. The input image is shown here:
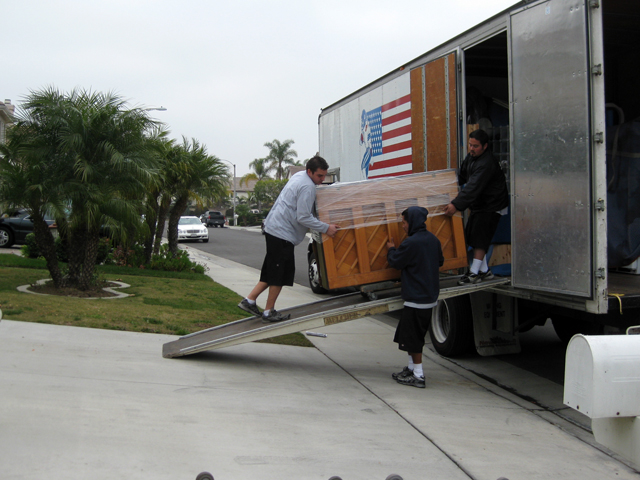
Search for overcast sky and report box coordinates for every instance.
[5,0,516,177]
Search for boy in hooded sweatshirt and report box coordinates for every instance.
[386,206,444,388]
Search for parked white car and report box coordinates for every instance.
[177,216,209,243]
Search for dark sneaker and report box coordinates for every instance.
[391,366,414,380]
[238,299,262,317]
[478,269,494,281]
[262,309,291,323]
[457,272,480,285]
[396,374,426,388]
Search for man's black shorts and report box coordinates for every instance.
[259,232,295,287]
[465,211,502,251]
[394,307,432,353]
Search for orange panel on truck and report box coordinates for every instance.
[314,170,467,290]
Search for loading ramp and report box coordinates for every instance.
[162,276,509,358]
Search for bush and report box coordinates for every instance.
[105,243,146,267]
[20,233,41,259]
[149,245,203,273]
[22,233,205,274]
[96,237,111,264]
[23,233,112,265]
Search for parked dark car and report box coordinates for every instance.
[0,210,55,248]
[200,210,226,228]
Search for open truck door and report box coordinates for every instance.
[509,0,607,313]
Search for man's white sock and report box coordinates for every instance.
[480,255,488,273]
[413,364,424,378]
[245,298,256,305]
[471,258,483,274]
[407,354,415,371]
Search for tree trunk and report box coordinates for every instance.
[66,226,87,287]
[78,232,100,290]
[31,214,63,288]
[144,194,160,264]
[167,196,189,255]
[153,193,171,256]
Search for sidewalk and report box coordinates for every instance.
[0,248,638,479]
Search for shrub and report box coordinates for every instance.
[106,243,145,267]
[96,237,111,265]
[21,233,41,258]
[21,233,72,264]
[149,246,196,272]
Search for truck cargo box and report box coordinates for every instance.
[314,169,467,290]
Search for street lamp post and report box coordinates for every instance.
[221,159,237,226]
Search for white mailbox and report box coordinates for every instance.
[564,334,640,419]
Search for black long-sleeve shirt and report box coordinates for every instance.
[452,149,509,213]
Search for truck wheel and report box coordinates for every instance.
[308,251,328,294]
[0,226,14,248]
[429,295,474,357]
[551,316,604,344]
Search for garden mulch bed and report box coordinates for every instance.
[28,281,122,298]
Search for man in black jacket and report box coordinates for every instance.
[386,206,443,388]
[444,129,509,285]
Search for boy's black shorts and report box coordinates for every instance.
[259,232,295,287]
[394,306,433,353]
[465,211,502,251]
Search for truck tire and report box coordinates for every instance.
[0,226,14,248]
[308,251,328,294]
[551,316,604,344]
[429,295,474,357]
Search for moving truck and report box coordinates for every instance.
[311,0,640,356]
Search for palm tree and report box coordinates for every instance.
[0,120,67,287]
[165,137,229,254]
[1,87,160,290]
[142,128,174,262]
[240,157,273,187]
[264,139,297,180]
[56,90,159,289]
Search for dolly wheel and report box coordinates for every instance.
[328,477,343,480]
[196,472,214,480]
[385,475,403,480]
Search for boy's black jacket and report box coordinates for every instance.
[387,206,444,305]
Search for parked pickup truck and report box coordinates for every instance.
[200,211,226,228]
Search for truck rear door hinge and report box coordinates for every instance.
[589,0,600,8]
[593,132,604,144]
[595,198,605,211]
[592,64,603,76]
[595,268,606,279]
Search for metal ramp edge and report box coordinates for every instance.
[162,277,509,358]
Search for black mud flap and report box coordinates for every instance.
[470,290,520,356]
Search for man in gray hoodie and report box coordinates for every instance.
[238,156,339,323]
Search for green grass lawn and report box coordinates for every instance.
[0,255,312,347]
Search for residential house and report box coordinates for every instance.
[0,99,15,144]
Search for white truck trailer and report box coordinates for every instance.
[313,0,640,356]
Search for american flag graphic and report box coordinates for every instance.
[360,94,412,179]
